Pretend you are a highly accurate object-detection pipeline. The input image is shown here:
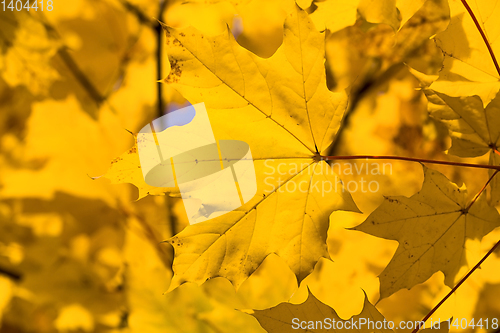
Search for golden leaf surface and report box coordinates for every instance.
[106,6,359,289]
[353,166,500,299]
[252,289,392,333]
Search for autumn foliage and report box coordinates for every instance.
[1,0,500,332]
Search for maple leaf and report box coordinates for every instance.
[252,289,392,333]
[358,0,401,31]
[103,137,179,199]
[323,0,449,94]
[106,5,359,289]
[310,0,428,33]
[410,65,500,204]
[395,0,428,29]
[352,166,500,299]
[5,0,500,330]
[425,91,500,158]
[163,5,361,289]
[429,0,500,105]
[409,69,500,204]
[425,89,500,205]
[309,0,359,32]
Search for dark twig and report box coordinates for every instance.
[465,170,499,211]
[411,239,500,333]
[460,0,500,77]
[156,0,168,118]
[0,266,22,281]
[118,0,156,27]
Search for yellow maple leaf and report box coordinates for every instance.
[252,289,393,333]
[163,4,361,289]
[253,287,451,332]
[410,67,500,205]
[105,5,359,289]
[352,166,500,299]
[358,0,400,31]
[310,0,360,33]
[429,0,500,105]
[426,91,500,158]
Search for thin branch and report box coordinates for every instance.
[321,155,500,171]
[328,63,408,155]
[39,10,143,107]
[113,154,500,171]
[156,0,168,118]
[118,0,156,27]
[460,0,500,77]
[411,239,500,333]
[465,170,499,211]
[57,47,106,104]
[36,17,106,104]
[0,266,22,281]
[156,0,176,236]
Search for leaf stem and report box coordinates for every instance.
[465,170,499,211]
[411,239,500,333]
[321,155,500,171]
[460,0,500,77]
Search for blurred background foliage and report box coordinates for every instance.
[1,0,500,332]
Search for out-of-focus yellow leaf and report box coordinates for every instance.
[396,0,427,28]
[0,276,13,326]
[325,0,448,93]
[0,11,60,95]
[429,0,500,105]
[233,0,294,57]
[311,0,430,34]
[125,217,263,333]
[474,283,500,321]
[46,0,140,99]
[413,78,500,204]
[165,1,237,36]
[0,96,132,204]
[252,289,392,333]
[54,304,94,332]
[358,0,400,30]
[310,0,360,33]
[423,91,500,158]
